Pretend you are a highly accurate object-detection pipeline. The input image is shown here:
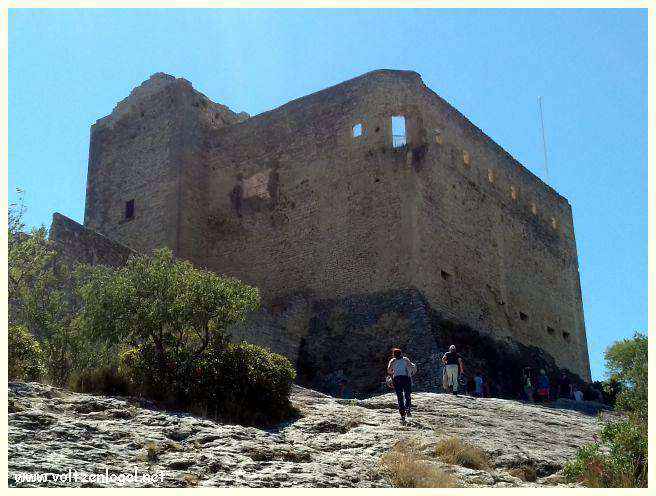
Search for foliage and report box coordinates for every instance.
[8,325,45,381]
[380,438,457,488]
[77,248,295,425]
[603,332,647,422]
[8,190,77,385]
[564,332,647,488]
[564,419,647,487]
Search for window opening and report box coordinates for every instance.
[125,199,135,220]
[391,116,406,148]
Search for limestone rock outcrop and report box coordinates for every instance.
[8,381,610,488]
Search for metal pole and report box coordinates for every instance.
[538,96,549,181]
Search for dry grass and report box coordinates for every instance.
[380,438,458,488]
[434,436,490,470]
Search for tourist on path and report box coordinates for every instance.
[536,369,550,403]
[442,345,464,395]
[522,367,534,402]
[387,348,417,422]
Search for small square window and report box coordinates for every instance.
[353,123,363,138]
[563,331,571,342]
[519,311,528,321]
[125,199,135,220]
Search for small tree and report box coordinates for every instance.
[8,190,76,385]
[564,332,647,487]
[77,248,261,400]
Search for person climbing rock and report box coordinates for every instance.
[522,367,534,402]
[442,345,464,395]
[387,348,417,422]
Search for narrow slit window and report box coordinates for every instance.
[124,199,135,220]
[391,116,406,148]
[352,123,363,138]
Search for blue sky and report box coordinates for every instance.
[8,9,647,380]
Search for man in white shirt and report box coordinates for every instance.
[387,348,417,422]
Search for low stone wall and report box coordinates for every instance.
[49,213,134,268]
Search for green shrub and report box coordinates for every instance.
[8,324,45,381]
[76,248,295,425]
[564,332,647,488]
[564,419,647,487]
[70,365,130,396]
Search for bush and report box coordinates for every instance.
[434,436,490,470]
[76,248,295,425]
[8,324,45,381]
[380,438,457,488]
[119,339,296,426]
[70,365,130,396]
[564,419,647,487]
[564,332,647,488]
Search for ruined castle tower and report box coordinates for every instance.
[57,70,590,388]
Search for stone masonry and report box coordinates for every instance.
[51,69,591,395]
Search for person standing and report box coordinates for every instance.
[522,367,534,402]
[536,369,550,403]
[442,345,464,395]
[474,370,484,397]
[387,348,416,422]
[558,371,572,399]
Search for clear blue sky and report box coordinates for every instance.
[8,9,647,380]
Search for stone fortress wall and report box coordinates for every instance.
[59,69,590,389]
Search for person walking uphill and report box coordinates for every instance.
[442,345,464,395]
[387,348,417,422]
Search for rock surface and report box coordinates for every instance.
[8,381,611,488]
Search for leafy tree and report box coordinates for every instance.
[604,332,647,422]
[8,190,77,385]
[565,332,647,487]
[76,248,262,398]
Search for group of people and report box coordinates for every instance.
[386,344,466,422]
[386,345,601,422]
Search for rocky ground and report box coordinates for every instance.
[8,381,613,488]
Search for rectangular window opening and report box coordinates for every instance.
[391,115,406,148]
[488,169,495,183]
[519,311,529,321]
[562,331,571,341]
[531,203,538,215]
[124,199,135,220]
[352,123,363,138]
[551,217,558,229]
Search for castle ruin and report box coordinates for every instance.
[51,70,591,396]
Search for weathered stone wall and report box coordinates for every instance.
[82,69,590,383]
[49,213,133,267]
